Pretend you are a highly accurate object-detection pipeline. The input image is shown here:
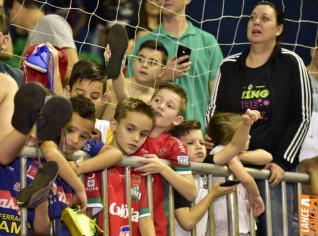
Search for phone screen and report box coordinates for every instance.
[177,45,191,62]
[220,180,240,187]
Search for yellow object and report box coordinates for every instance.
[61,206,102,236]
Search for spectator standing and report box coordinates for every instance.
[127,0,223,133]
[206,2,312,235]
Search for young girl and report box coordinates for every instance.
[208,111,272,236]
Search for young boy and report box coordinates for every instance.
[128,83,196,236]
[65,59,113,145]
[103,39,168,120]
[169,120,236,236]
[0,83,94,235]
[207,111,272,236]
[70,97,156,236]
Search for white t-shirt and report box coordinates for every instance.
[210,145,251,235]
[175,174,209,236]
[29,14,76,49]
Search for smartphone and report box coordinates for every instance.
[220,180,241,187]
[177,45,191,62]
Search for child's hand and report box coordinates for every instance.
[211,181,236,199]
[248,195,265,217]
[242,109,261,126]
[72,187,88,212]
[134,154,167,175]
[103,44,111,64]
[91,128,102,142]
[204,134,214,151]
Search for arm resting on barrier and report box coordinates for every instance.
[135,154,197,202]
[40,141,87,211]
[70,145,123,175]
[238,149,273,165]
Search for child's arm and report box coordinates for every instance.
[175,181,236,230]
[40,141,87,210]
[135,154,197,202]
[213,109,260,165]
[227,157,265,216]
[238,149,273,165]
[139,216,156,236]
[71,145,123,175]
[33,200,51,235]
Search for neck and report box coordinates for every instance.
[163,14,188,38]
[307,61,318,81]
[150,126,166,138]
[130,77,155,92]
[247,43,276,68]
[148,15,159,30]
[27,9,45,30]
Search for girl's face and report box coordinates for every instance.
[247,4,283,45]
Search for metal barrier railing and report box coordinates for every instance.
[18,147,310,236]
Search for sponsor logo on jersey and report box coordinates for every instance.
[131,184,141,201]
[26,165,38,180]
[0,190,19,212]
[157,147,167,157]
[177,155,189,165]
[119,225,130,236]
[109,203,139,222]
[13,182,20,192]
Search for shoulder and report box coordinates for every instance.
[279,48,305,65]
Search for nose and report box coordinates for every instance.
[195,141,203,149]
[131,132,140,142]
[70,133,80,144]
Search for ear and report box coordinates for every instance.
[64,85,71,98]
[276,24,283,37]
[158,65,165,80]
[101,93,109,105]
[110,119,117,132]
[0,35,9,50]
[172,115,184,126]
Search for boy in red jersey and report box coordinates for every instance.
[133,83,196,236]
[70,98,156,236]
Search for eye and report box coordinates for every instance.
[186,141,194,145]
[76,91,85,96]
[249,15,256,21]
[66,127,75,134]
[91,95,100,101]
[261,16,270,21]
[140,131,149,138]
[126,125,134,132]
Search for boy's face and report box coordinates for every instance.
[69,80,107,110]
[180,129,206,163]
[133,48,165,86]
[150,89,183,129]
[60,112,94,155]
[112,111,153,155]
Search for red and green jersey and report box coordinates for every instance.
[85,166,150,236]
[135,132,192,236]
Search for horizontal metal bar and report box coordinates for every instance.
[20,147,310,183]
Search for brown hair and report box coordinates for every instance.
[169,120,201,138]
[114,97,155,128]
[152,82,187,115]
[207,112,243,146]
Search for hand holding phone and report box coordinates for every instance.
[177,45,191,62]
[220,180,240,187]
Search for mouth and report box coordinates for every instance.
[127,144,138,151]
[252,29,261,34]
[139,71,148,76]
[196,151,205,158]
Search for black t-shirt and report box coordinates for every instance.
[241,63,273,154]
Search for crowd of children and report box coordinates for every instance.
[0,1,317,236]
